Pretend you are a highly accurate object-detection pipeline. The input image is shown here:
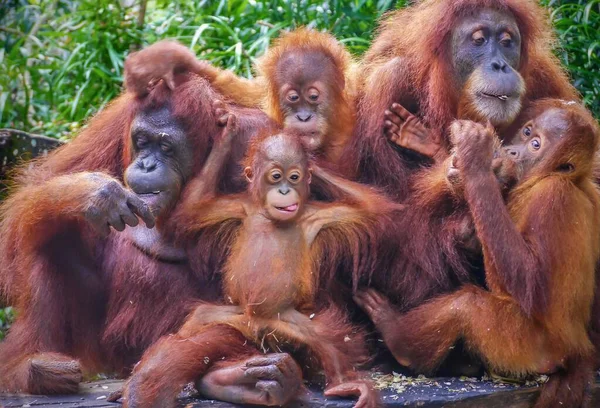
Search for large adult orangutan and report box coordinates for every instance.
[346,0,578,200]
[0,72,304,405]
[125,28,357,165]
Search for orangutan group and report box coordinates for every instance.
[1,1,599,407]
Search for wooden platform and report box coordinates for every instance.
[2,373,599,407]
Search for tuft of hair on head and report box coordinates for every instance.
[256,27,352,83]
[242,129,314,172]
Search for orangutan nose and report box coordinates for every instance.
[296,112,313,122]
[505,148,520,159]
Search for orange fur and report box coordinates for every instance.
[122,132,394,407]
[0,74,278,396]
[345,0,579,200]
[125,29,357,165]
[367,102,600,407]
[257,28,357,159]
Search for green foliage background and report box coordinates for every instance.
[0,0,598,140]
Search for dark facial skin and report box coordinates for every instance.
[245,134,311,222]
[275,52,339,151]
[452,8,525,126]
[124,106,193,217]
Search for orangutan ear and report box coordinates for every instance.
[307,167,312,184]
[244,166,254,183]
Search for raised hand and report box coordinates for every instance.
[214,104,239,148]
[212,99,232,128]
[384,103,441,158]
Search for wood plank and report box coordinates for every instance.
[1,374,598,407]
[0,128,63,176]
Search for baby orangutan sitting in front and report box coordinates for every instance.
[122,112,399,408]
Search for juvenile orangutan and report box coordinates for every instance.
[357,100,600,407]
[124,28,357,165]
[121,115,399,408]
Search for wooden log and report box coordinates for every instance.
[0,128,63,177]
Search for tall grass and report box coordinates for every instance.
[1,0,597,139]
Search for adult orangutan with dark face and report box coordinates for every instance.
[0,67,304,405]
[345,0,578,200]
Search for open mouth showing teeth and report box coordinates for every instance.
[482,92,509,101]
[275,203,298,213]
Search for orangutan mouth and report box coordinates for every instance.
[481,92,509,101]
[275,203,299,213]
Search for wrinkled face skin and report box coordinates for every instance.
[503,108,571,173]
[124,106,194,216]
[452,8,526,126]
[246,134,311,222]
[276,51,338,151]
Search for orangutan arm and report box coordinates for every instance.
[181,111,239,204]
[384,103,444,159]
[304,165,401,244]
[310,164,400,213]
[0,172,153,246]
[124,40,265,107]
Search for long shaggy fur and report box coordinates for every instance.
[383,102,600,408]
[0,74,273,393]
[343,0,579,200]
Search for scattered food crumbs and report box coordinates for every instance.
[102,385,109,389]
[96,395,106,400]
[370,371,547,403]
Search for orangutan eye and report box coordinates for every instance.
[499,32,512,47]
[136,136,148,149]
[160,142,172,153]
[472,30,485,46]
[530,138,541,150]
[269,170,282,183]
[523,126,532,137]
[289,171,301,183]
[308,88,320,102]
[287,91,299,102]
